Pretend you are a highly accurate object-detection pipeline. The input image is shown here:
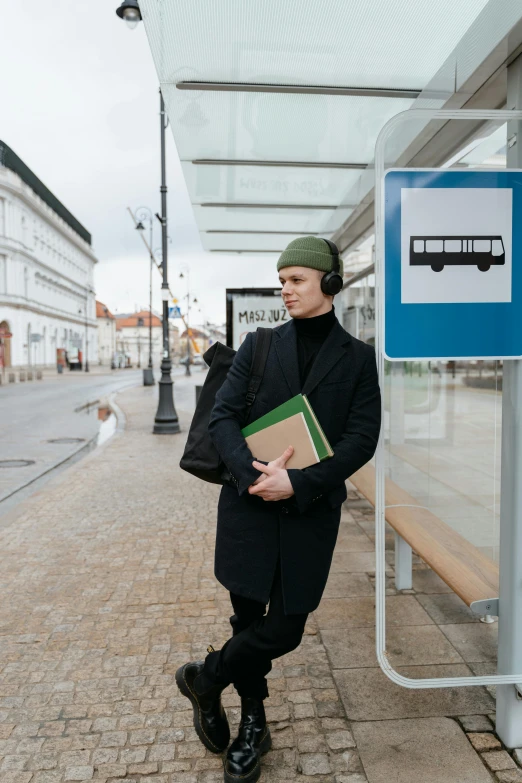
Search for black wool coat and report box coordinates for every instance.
[208,317,381,614]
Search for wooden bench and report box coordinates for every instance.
[349,464,499,620]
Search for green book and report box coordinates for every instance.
[241,394,333,462]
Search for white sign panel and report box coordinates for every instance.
[401,187,513,304]
[229,293,288,350]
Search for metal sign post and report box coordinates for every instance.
[496,54,522,749]
[374,109,522,749]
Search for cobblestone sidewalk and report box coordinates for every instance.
[0,385,363,783]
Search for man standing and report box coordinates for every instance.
[176,237,381,783]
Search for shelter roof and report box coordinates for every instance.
[137,0,516,258]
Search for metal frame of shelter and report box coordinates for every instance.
[375,103,522,746]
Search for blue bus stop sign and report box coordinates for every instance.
[384,169,522,360]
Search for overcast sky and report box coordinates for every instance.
[0,0,280,326]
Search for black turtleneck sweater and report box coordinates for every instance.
[294,307,336,387]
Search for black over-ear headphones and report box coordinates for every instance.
[320,238,344,296]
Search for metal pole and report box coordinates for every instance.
[149,219,153,369]
[496,52,522,748]
[142,217,155,386]
[185,276,191,376]
[85,297,89,372]
[153,90,180,434]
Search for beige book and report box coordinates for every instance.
[244,412,319,470]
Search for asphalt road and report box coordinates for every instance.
[0,365,204,508]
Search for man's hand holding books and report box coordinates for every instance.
[248,445,295,502]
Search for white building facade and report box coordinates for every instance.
[115,311,176,369]
[96,300,116,366]
[0,141,98,370]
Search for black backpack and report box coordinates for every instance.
[179,327,272,484]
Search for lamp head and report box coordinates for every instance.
[115,0,142,29]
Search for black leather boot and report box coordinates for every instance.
[175,659,230,754]
[224,696,272,783]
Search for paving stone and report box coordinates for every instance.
[411,569,454,594]
[271,727,296,748]
[297,735,328,753]
[321,573,374,599]
[148,743,176,761]
[322,625,463,669]
[330,551,381,574]
[496,771,522,783]
[2,755,30,770]
[334,665,494,721]
[334,529,374,552]
[58,751,91,768]
[458,715,494,732]
[335,776,368,783]
[334,750,362,774]
[98,730,126,748]
[119,747,147,763]
[326,730,356,750]
[63,767,94,781]
[298,753,332,775]
[128,762,160,774]
[466,732,501,751]
[513,748,522,766]
[440,623,498,663]
[92,748,118,765]
[353,717,493,782]
[177,741,207,759]
[416,593,480,625]
[315,595,433,630]
[481,751,517,771]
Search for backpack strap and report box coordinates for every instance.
[245,327,272,408]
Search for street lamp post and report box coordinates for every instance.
[80,297,90,372]
[85,302,89,372]
[135,207,155,386]
[116,4,179,434]
[153,91,180,433]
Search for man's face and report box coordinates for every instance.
[278,266,333,319]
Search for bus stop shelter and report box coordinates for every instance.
[131,0,522,756]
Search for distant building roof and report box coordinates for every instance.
[116,310,163,329]
[96,300,115,320]
[0,140,92,246]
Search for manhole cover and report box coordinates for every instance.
[47,438,86,444]
[0,460,35,468]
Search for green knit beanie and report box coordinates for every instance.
[276,236,344,277]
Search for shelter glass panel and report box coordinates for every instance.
[192,205,352,234]
[181,163,362,208]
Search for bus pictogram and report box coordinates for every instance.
[409,235,505,273]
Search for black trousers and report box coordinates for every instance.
[203,557,308,700]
